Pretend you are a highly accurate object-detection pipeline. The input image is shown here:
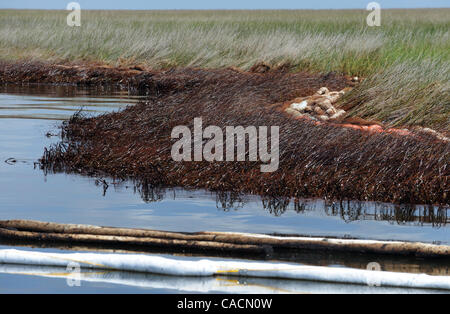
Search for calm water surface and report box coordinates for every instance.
[0,85,448,293]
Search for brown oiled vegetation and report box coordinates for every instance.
[41,68,450,206]
[0,60,153,86]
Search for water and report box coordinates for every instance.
[0,85,448,293]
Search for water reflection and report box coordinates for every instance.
[0,84,144,120]
[97,179,449,228]
[326,201,448,228]
[1,264,444,294]
[216,191,245,212]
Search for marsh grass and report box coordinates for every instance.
[0,9,449,131]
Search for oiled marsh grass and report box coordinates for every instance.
[40,68,450,206]
[0,9,449,131]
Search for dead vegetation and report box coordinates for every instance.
[0,60,150,87]
[38,67,449,206]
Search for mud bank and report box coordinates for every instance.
[0,60,154,88]
[0,60,351,91]
[36,64,449,206]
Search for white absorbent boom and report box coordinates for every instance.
[0,249,449,290]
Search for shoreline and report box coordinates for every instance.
[0,61,448,206]
[0,60,157,89]
[1,60,448,135]
[17,62,444,206]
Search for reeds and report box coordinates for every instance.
[0,10,447,73]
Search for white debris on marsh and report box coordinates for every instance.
[285,87,350,121]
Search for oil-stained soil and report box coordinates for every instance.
[0,60,154,87]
